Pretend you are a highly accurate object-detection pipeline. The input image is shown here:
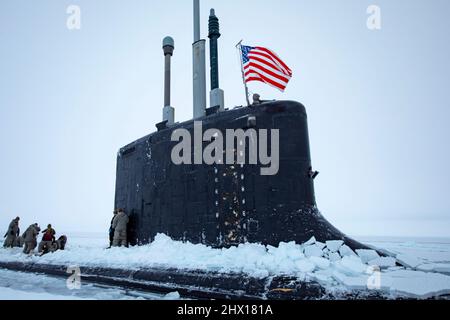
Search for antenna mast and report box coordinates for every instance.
[192,0,207,118]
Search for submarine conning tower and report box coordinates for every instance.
[114,0,369,250]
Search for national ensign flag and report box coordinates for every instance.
[241,45,293,92]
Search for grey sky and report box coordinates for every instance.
[0,0,449,237]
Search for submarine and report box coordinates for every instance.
[1,1,429,300]
[114,0,368,251]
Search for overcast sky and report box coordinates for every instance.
[0,0,449,238]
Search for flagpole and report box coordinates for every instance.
[235,40,250,106]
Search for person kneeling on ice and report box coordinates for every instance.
[3,216,20,248]
[40,235,68,255]
[112,208,129,247]
[55,235,67,251]
[38,224,56,254]
[22,223,40,254]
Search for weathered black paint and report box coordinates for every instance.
[115,100,366,249]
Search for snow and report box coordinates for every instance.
[1,234,450,299]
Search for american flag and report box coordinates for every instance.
[241,45,293,92]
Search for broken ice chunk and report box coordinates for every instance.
[304,245,324,258]
[396,254,422,269]
[368,257,397,268]
[313,269,334,283]
[384,269,450,299]
[315,241,326,250]
[313,272,332,283]
[303,236,316,246]
[356,249,380,264]
[325,240,344,253]
[332,271,369,290]
[295,259,316,273]
[163,291,180,300]
[417,263,450,274]
[309,256,331,269]
[339,256,368,275]
[328,252,342,262]
[339,244,357,257]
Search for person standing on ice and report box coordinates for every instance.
[38,224,56,254]
[13,235,25,248]
[108,210,118,248]
[3,217,20,248]
[22,223,41,254]
[112,209,129,247]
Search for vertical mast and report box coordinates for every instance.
[208,9,220,90]
[162,36,175,125]
[192,0,207,118]
[208,9,224,111]
[193,0,200,42]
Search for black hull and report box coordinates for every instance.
[0,262,394,300]
[115,101,366,249]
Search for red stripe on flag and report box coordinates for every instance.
[249,51,288,75]
[245,55,289,77]
[244,62,290,83]
[244,72,286,91]
[255,47,292,76]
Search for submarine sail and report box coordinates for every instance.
[114,1,367,250]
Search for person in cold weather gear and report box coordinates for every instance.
[14,236,25,248]
[3,217,20,248]
[40,235,68,255]
[38,224,56,254]
[22,223,40,254]
[55,235,67,250]
[112,209,129,247]
[108,210,118,248]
